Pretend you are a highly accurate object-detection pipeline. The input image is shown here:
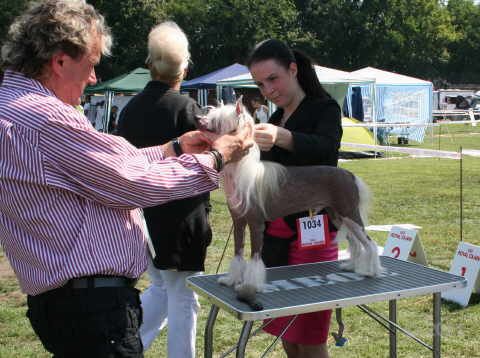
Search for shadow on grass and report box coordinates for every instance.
[442,293,480,312]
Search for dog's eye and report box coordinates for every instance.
[199,106,215,116]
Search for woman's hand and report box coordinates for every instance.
[254,123,278,151]
[254,123,294,152]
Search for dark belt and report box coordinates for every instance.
[66,275,137,289]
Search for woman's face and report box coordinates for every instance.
[250,59,298,109]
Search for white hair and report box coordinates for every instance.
[1,0,111,78]
[204,104,286,218]
[147,21,190,83]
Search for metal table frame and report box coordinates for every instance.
[187,257,465,358]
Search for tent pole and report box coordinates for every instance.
[216,85,222,105]
[104,91,113,133]
[370,83,377,158]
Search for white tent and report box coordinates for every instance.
[350,67,433,142]
[216,65,376,117]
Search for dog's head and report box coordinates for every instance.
[196,97,253,134]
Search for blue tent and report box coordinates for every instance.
[181,63,248,106]
[181,63,248,89]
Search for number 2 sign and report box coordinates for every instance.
[382,226,427,265]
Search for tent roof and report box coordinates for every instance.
[350,67,432,86]
[217,65,374,87]
[85,67,150,94]
[181,63,248,89]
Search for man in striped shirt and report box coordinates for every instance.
[0,1,251,357]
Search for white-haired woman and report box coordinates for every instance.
[117,22,208,358]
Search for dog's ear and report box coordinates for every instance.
[235,95,244,116]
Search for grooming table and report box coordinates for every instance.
[187,256,466,358]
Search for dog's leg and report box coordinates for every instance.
[341,216,384,276]
[338,221,362,272]
[218,214,247,287]
[234,216,266,311]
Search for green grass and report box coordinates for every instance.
[385,123,480,153]
[1,155,480,357]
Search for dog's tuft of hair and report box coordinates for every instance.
[202,101,286,218]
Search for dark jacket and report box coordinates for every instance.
[261,96,342,267]
[117,81,212,271]
[263,96,342,167]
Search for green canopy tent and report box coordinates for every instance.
[84,67,151,94]
[84,67,151,132]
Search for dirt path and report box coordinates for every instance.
[0,253,15,280]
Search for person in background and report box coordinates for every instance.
[83,95,91,116]
[116,21,208,358]
[247,39,342,358]
[0,1,251,357]
[108,105,118,133]
[250,96,269,123]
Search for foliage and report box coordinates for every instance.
[0,0,479,86]
[163,0,304,77]
[87,0,168,80]
[0,0,28,44]
[446,0,480,83]
[298,0,457,80]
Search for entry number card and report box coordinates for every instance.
[296,214,330,250]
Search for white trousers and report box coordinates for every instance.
[140,257,200,358]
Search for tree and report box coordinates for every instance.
[87,0,167,80]
[446,0,480,83]
[164,0,306,77]
[298,0,457,80]
[0,0,29,46]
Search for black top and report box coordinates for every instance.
[262,96,342,237]
[117,81,212,271]
[263,96,342,167]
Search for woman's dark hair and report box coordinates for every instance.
[246,39,330,100]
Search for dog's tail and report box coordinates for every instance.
[355,176,371,227]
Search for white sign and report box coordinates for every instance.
[382,226,427,265]
[296,214,329,250]
[442,242,480,307]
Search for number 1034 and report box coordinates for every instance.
[302,219,323,230]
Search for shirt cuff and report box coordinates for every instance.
[193,153,220,183]
[140,146,164,162]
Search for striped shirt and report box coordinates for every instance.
[0,70,219,295]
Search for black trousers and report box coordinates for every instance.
[27,284,143,358]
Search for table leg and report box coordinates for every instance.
[389,299,397,358]
[433,293,441,358]
[204,305,219,358]
[236,321,254,358]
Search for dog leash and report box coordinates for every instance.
[332,308,348,346]
[216,223,234,274]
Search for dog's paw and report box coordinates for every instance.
[339,259,355,272]
[218,274,236,287]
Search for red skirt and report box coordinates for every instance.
[263,229,338,345]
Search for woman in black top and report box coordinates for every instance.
[248,39,342,358]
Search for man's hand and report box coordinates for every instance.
[178,130,212,154]
[161,130,212,158]
[202,122,254,164]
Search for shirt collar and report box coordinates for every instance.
[2,69,55,97]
